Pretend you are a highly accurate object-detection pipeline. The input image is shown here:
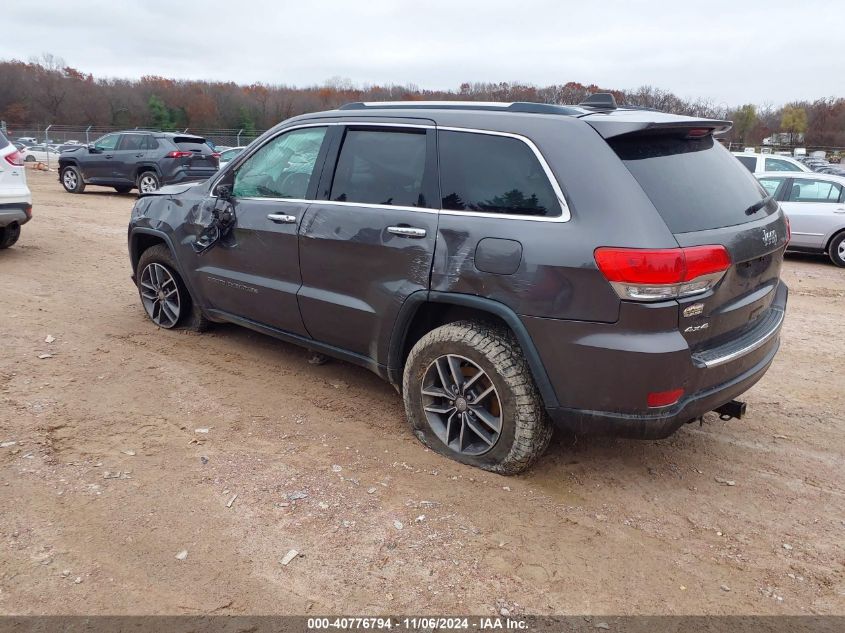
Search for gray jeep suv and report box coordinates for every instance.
[127,96,789,473]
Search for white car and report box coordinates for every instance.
[733,151,810,174]
[756,171,845,266]
[0,130,32,248]
[218,146,245,169]
[21,144,60,163]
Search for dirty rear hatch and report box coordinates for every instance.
[590,114,788,352]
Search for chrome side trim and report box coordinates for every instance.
[699,308,785,368]
[791,231,824,236]
[438,126,571,222]
[214,122,572,223]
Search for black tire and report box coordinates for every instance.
[136,244,209,331]
[61,166,86,193]
[136,171,160,194]
[402,320,552,474]
[0,223,21,249]
[24,155,35,162]
[114,185,133,194]
[828,232,845,268]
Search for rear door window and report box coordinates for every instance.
[330,129,428,207]
[787,178,843,203]
[765,157,802,172]
[609,134,771,233]
[118,134,147,151]
[734,155,757,172]
[439,131,561,217]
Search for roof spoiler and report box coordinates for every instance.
[578,93,618,110]
[586,118,733,139]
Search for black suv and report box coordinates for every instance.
[59,131,219,195]
[126,96,789,473]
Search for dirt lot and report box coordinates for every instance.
[1,170,843,616]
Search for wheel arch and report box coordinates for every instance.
[133,163,161,181]
[824,226,845,253]
[387,291,559,408]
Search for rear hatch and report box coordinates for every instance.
[171,136,219,174]
[599,122,788,351]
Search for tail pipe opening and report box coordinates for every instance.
[714,400,746,421]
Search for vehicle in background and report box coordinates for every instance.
[733,151,810,174]
[21,144,60,163]
[58,131,220,195]
[756,171,845,266]
[16,137,38,145]
[0,130,32,249]
[217,146,245,169]
[127,97,788,473]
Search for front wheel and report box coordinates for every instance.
[61,166,86,193]
[829,232,845,267]
[136,244,208,331]
[136,171,160,194]
[402,321,552,474]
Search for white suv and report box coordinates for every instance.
[0,130,32,249]
[732,151,810,174]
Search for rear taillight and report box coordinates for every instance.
[4,150,24,166]
[594,245,731,301]
[647,388,685,408]
[211,152,221,159]
[165,150,192,158]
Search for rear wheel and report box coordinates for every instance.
[114,185,133,194]
[829,232,845,267]
[0,223,21,249]
[136,171,160,194]
[24,155,35,162]
[61,166,86,193]
[402,321,552,474]
[136,244,208,331]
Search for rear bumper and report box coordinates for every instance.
[527,281,788,439]
[164,169,216,186]
[0,201,32,227]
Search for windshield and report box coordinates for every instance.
[609,134,772,233]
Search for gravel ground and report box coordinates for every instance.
[1,170,843,615]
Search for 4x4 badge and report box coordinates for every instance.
[683,303,704,318]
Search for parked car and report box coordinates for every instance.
[16,137,38,145]
[21,144,60,163]
[217,146,245,169]
[732,151,810,174]
[58,131,220,194]
[756,171,845,266]
[0,130,32,249]
[127,97,789,473]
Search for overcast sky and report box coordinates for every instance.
[2,0,842,106]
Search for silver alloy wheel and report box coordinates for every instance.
[63,169,78,190]
[421,354,503,456]
[139,262,181,328]
[838,240,845,261]
[138,173,158,194]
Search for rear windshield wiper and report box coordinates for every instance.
[744,195,773,216]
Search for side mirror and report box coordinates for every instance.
[87,144,100,153]
[217,184,233,200]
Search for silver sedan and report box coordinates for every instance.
[756,171,845,266]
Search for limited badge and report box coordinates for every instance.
[683,303,705,318]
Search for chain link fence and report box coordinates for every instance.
[2,123,266,149]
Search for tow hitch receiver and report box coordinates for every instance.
[714,400,746,421]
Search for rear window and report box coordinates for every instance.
[174,137,211,154]
[610,135,771,233]
[0,130,9,149]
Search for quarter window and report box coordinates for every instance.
[439,131,561,217]
[758,176,786,197]
[787,178,843,203]
[233,126,327,199]
[765,157,802,172]
[330,129,428,207]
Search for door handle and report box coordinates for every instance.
[135,153,144,158]
[105,155,113,159]
[267,213,297,224]
[834,208,845,214]
[387,226,427,238]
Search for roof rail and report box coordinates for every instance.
[338,101,583,115]
[578,93,618,110]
